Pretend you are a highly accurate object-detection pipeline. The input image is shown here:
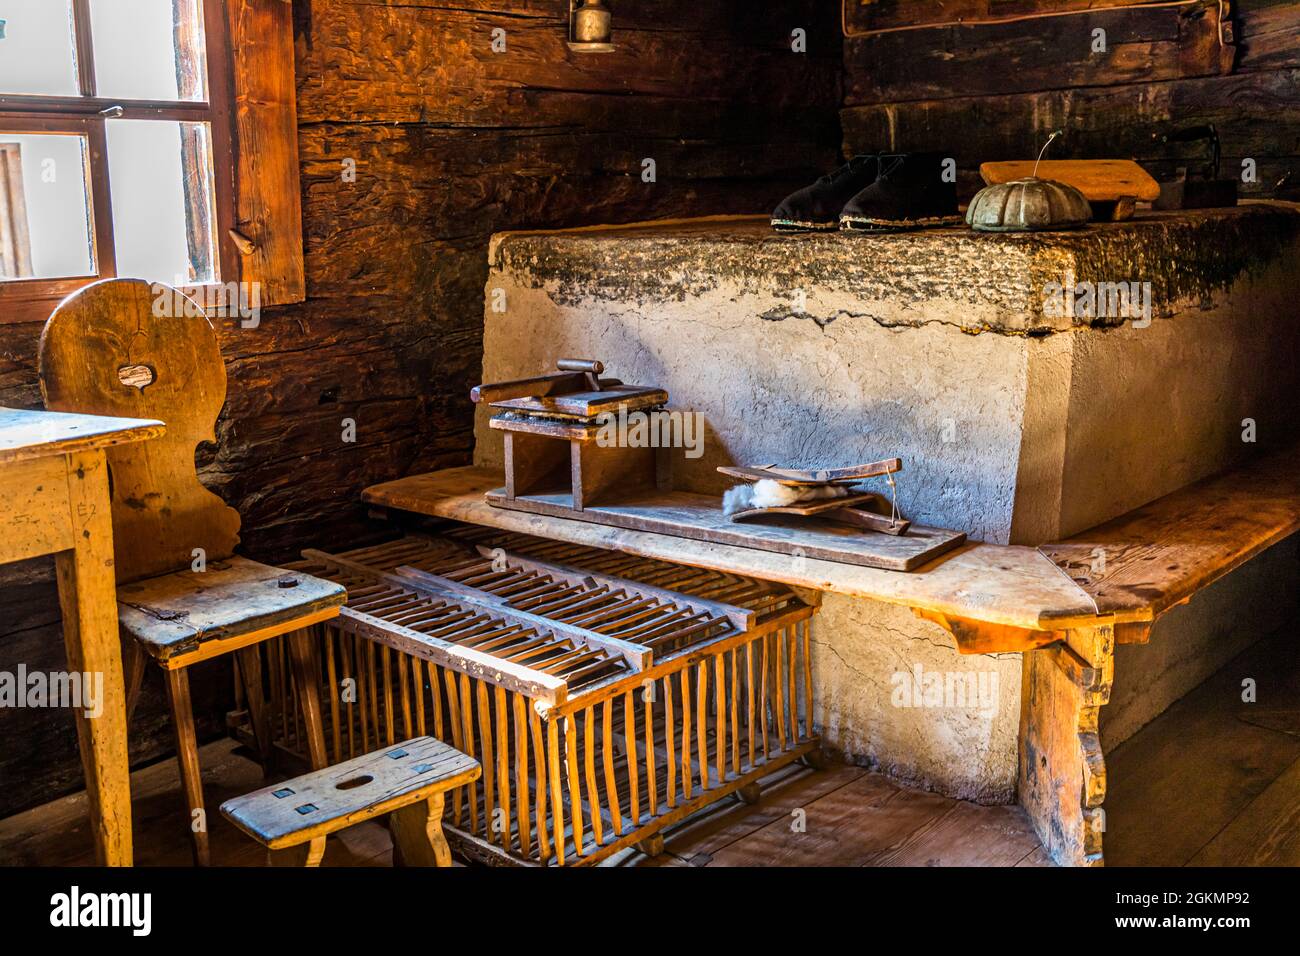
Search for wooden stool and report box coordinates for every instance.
[220,736,480,866]
[39,279,348,866]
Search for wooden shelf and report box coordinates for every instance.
[485,486,963,571]
[363,466,1101,635]
[363,440,1300,650]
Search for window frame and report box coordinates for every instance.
[0,0,236,323]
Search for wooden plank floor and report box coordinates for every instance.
[0,739,1046,867]
[6,625,1292,867]
[1104,624,1300,866]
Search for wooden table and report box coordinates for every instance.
[0,407,164,866]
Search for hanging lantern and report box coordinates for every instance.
[569,0,614,52]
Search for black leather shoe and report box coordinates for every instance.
[840,152,961,231]
[772,155,880,232]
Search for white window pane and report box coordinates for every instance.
[0,134,94,281]
[0,1,80,96]
[106,119,216,284]
[90,0,207,101]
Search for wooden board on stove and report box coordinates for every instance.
[979,160,1161,201]
[484,487,965,571]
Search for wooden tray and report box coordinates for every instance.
[485,487,964,571]
[729,491,911,536]
[979,160,1160,202]
[730,491,877,516]
[491,385,667,418]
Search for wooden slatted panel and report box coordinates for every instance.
[335,534,758,658]
[246,537,818,866]
[293,556,627,694]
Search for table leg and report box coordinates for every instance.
[236,645,275,775]
[54,450,132,867]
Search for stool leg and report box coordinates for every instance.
[123,639,147,726]
[164,667,210,867]
[390,793,451,867]
[287,629,329,770]
[236,646,275,775]
[269,836,326,867]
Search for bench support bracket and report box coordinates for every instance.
[1018,623,1114,866]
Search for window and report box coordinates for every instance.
[0,0,304,324]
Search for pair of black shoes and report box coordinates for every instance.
[772,152,961,233]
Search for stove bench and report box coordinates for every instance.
[359,439,1299,865]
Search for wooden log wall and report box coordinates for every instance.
[0,0,841,819]
[841,0,1300,200]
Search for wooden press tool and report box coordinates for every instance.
[472,359,669,510]
[470,358,622,406]
[717,457,911,536]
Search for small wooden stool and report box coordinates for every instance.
[220,736,480,866]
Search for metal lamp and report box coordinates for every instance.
[568,0,614,53]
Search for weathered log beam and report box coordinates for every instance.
[842,69,1300,198]
[296,0,840,126]
[844,0,1181,35]
[845,0,1233,105]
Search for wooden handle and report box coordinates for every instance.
[829,507,911,537]
[228,228,257,255]
[556,359,604,374]
[470,371,584,404]
[717,458,902,486]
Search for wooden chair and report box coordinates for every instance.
[220,736,480,866]
[39,278,347,866]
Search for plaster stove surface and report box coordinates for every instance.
[474,205,1300,801]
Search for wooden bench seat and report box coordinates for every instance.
[362,465,1102,635]
[365,441,1300,647]
[221,736,481,866]
[1040,441,1300,638]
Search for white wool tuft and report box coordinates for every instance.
[749,480,805,509]
[722,484,756,516]
[725,480,851,514]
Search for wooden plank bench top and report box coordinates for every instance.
[363,466,1101,633]
[221,736,481,850]
[363,447,1300,644]
[1039,442,1300,623]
